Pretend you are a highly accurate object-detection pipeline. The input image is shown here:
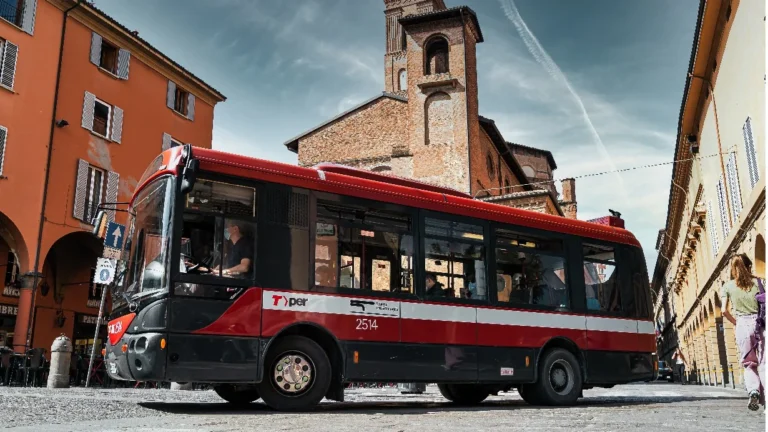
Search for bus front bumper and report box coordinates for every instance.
[105,332,167,382]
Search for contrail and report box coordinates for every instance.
[499,0,628,201]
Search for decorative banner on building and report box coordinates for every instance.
[0,303,18,316]
[2,286,20,298]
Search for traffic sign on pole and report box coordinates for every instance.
[102,246,121,260]
[105,222,125,250]
[94,258,115,285]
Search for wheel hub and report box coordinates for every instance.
[548,359,574,396]
[273,353,313,395]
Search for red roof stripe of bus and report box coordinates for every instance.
[141,148,639,247]
[314,163,472,198]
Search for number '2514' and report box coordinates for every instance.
[355,318,377,330]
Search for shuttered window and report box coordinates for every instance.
[0,39,18,91]
[73,159,120,223]
[162,133,183,151]
[166,80,195,120]
[743,117,760,189]
[716,178,729,240]
[706,200,719,257]
[0,125,7,176]
[81,91,123,143]
[1,0,35,34]
[725,152,742,222]
[89,32,130,79]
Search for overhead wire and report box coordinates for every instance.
[474,147,737,198]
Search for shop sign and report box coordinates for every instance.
[2,286,20,298]
[86,299,101,308]
[0,303,18,316]
[79,315,104,326]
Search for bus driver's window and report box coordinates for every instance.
[179,179,257,280]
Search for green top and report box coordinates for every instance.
[721,279,760,316]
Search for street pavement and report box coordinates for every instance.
[0,382,764,431]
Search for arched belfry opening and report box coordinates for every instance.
[425,36,449,75]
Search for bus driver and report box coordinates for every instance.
[214,220,253,277]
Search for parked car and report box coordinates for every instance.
[657,360,673,381]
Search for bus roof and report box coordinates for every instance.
[139,147,641,248]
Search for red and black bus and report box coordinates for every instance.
[104,145,656,411]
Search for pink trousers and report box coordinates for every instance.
[736,314,765,398]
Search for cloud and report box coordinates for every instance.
[499,0,628,205]
[482,2,676,271]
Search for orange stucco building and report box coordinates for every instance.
[0,0,225,357]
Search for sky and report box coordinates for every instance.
[94,0,700,273]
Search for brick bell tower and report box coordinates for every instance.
[383,0,484,194]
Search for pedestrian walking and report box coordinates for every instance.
[721,253,765,411]
[672,348,688,384]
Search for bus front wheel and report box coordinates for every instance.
[529,348,582,406]
[258,335,331,411]
[214,384,260,406]
[438,384,490,405]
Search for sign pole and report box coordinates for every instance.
[85,281,108,388]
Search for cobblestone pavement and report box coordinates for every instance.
[0,383,763,431]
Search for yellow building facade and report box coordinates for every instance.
[653,0,765,386]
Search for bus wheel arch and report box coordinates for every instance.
[537,337,586,381]
[262,322,345,403]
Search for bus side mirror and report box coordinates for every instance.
[180,158,199,195]
[91,211,108,238]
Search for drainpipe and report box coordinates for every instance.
[689,73,731,225]
[22,0,84,352]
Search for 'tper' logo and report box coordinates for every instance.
[272,295,307,307]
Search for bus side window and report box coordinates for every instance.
[582,244,622,314]
[423,218,486,301]
[494,227,568,309]
[313,202,414,294]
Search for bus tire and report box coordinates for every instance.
[213,384,260,406]
[258,335,331,411]
[531,348,582,406]
[437,384,490,405]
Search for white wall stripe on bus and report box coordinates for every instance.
[261,290,652,335]
[478,308,586,331]
[637,321,655,335]
[586,316,637,334]
[400,302,476,323]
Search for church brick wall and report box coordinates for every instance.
[297,98,408,168]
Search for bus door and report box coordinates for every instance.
[399,215,484,382]
[166,178,262,383]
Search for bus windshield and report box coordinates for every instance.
[115,176,174,306]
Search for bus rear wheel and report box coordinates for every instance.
[214,384,260,406]
[529,348,582,406]
[438,384,490,405]
[257,335,331,411]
